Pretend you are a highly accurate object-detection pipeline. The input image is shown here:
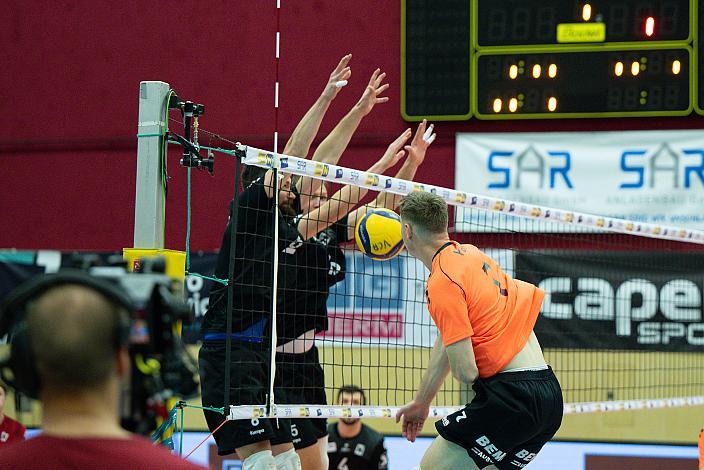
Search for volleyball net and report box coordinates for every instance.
[220,144,704,420]
[135,82,704,422]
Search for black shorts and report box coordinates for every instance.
[198,341,292,455]
[276,345,328,449]
[436,367,563,470]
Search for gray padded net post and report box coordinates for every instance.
[134,81,170,248]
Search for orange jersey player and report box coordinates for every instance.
[395,191,563,470]
[699,428,703,470]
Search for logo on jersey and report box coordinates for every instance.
[474,435,506,462]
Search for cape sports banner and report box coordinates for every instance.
[455,130,704,232]
[515,251,704,352]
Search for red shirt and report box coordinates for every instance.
[0,435,205,470]
[0,415,25,445]
[426,242,544,378]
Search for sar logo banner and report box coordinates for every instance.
[455,130,704,232]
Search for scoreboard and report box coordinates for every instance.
[401,0,703,120]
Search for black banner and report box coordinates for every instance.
[0,251,218,344]
[516,251,704,352]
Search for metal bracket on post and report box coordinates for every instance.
[135,81,170,249]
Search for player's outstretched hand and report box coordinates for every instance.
[405,119,435,168]
[377,128,412,170]
[395,400,429,443]
[354,68,390,116]
[321,54,353,101]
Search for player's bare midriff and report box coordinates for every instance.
[500,331,547,373]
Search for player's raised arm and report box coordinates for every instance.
[296,140,403,241]
[297,68,390,201]
[381,119,434,208]
[283,54,352,159]
[395,336,451,442]
[346,120,435,240]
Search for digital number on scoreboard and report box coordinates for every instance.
[475,47,691,118]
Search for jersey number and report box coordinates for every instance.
[284,238,303,254]
[337,457,349,470]
[482,262,508,297]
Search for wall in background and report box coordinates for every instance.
[1,1,702,250]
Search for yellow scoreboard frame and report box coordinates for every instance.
[401,0,703,120]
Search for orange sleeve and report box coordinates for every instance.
[699,428,703,469]
[428,275,472,346]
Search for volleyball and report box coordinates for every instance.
[354,208,404,260]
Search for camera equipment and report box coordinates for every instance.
[0,257,199,435]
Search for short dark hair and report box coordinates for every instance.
[27,284,128,391]
[399,191,449,235]
[0,380,7,394]
[242,165,266,188]
[337,384,366,405]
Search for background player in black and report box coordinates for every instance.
[277,119,434,469]
[328,385,388,470]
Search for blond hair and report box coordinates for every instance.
[399,191,448,235]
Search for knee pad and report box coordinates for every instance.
[242,450,277,470]
[274,448,302,470]
[318,444,329,469]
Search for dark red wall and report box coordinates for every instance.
[2,1,702,250]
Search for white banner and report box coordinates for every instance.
[455,130,704,232]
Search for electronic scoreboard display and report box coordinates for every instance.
[401,0,700,120]
[476,0,691,47]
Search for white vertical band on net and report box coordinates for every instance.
[269,130,279,415]
[269,0,282,417]
[276,32,280,59]
[228,396,704,420]
[238,145,704,244]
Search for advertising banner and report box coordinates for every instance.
[516,251,704,351]
[455,130,704,232]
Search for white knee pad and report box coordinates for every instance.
[274,448,302,470]
[318,449,329,469]
[242,450,277,470]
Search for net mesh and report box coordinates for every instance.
[209,145,704,419]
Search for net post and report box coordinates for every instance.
[224,152,243,414]
[134,80,170,248]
